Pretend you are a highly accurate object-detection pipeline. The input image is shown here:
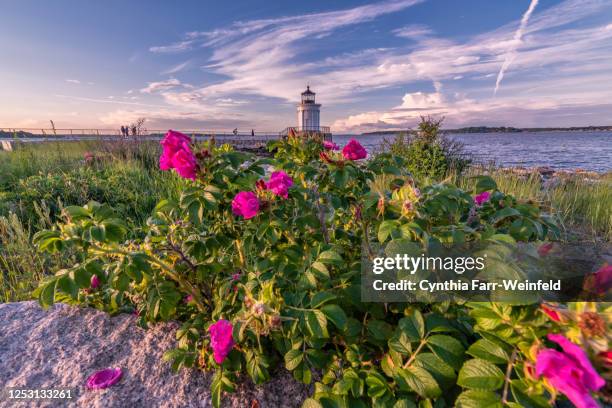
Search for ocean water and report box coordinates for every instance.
[334,131,612,173]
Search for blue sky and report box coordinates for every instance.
[1,0,611,132]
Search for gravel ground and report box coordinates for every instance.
[0,301,311,408]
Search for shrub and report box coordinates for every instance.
[379,116,470,182]
[33,131,608,407]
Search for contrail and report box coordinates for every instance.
[494,0,539,95]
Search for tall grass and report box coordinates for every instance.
[0,139,185,301]
[454,167,612,241]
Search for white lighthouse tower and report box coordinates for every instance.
[297,86,321,132]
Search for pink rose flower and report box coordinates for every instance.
[265,171,293,199]
[473,191,491,206]
[341,139,367,160]
[208,319,234,364]
[536,334,605,408]
[159,130,198,180]
[232,191,260,219]
[583,264,612,296]
[323,141,339,151]
[171,143,198,180]
[160,130,190,169]
[90,275,100,289]
[86,368,122,389]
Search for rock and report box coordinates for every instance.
[0,302,311,408]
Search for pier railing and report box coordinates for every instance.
[1,127,288,138]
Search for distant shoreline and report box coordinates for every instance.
[361,125,612,136]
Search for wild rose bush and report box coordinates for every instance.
[33,131,610,407]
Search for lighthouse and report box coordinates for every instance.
[297,86,321,132]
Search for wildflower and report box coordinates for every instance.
[583,264,612,296]
[208,320,234,364]
[159,130,190,170]
[269,171,293,188]
[159,130,198,180]
[341,139,367,160]
[578,312,606,337]
[266,171,293,199]
[536,334,605,408]
[323,140,339,150]
[86,368,122,389]
[538,242,554,257]
[171,144,198,180]
[90,275,100,290]
[232,191,260,219]
[231,273,241,281]
[184,294,193,304]
[473,191,491,206]
[541,304,565,322]
[253,302,265,316]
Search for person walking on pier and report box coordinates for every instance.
[251,129,254,137]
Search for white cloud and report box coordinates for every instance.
[137,0,612,130]
[161,60,191,75]
[393,24,433,39]
[65,79,81,84]
[140,78,183,94]
[398,91,444,109]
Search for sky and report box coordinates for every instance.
[1,0,612,133]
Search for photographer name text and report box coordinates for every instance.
[372,279,562,292]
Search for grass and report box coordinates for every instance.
[0,140,185,301]
[0,139,610,302]
[454,167,612,242]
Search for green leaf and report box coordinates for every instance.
[285,349,304,371]
[397,366,441,398]
[393,399,417,408]
[472,176,497,193]
[367,320,393,341]
[63,205,91,219]
[306,310,329,338]
[510,380,549,408]
[310,291,337,308]
[318,250,343,265]
[467,339,510,364]
[398,310,425,341]
[89,224,106,242]
[366,372,389,398]
[414,353,456,390]
[321,304,347,331]
[388,332,412,355]
[378,220,399,243]
[56,275,77,299]
[491,208,520,224]
[455,390,502,408]
[457,359,505,390]
[302,398,323,408]
[38,278,57,308]
[426,334,465,371]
